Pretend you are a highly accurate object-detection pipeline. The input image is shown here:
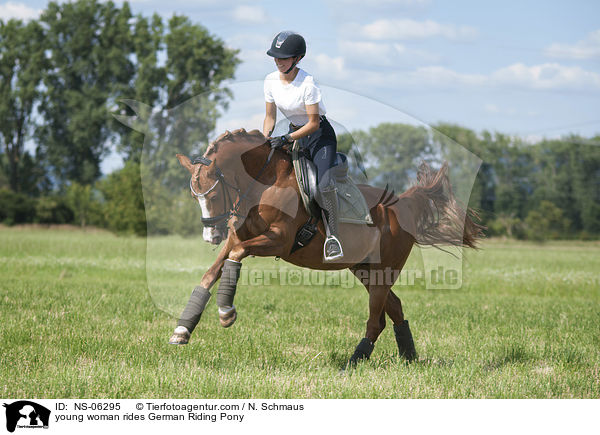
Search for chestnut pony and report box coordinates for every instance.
[171,128,483,366]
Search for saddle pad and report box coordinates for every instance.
[337,180,374,225]
[292,142,373,225]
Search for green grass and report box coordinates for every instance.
[1,226,599,398]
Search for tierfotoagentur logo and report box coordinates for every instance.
[3,401,50,433]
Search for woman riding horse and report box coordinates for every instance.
[167,32,484,368]
[263,31,343,262]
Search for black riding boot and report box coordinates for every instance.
[319,186,344,261]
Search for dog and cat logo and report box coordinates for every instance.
[2,401,50,432]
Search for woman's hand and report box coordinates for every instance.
[269,134,293,149]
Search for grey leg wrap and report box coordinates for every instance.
[348,337,374,366]
[394,320,417,361]
[217,259,242,308]
[177,286,211,333]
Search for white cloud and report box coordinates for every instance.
[232,5,268,24]
[360,18,477,41]
[484,103,536,117]
[337,62,600,92]
[340,41,394,59]
[545,29,600,60]
[310,53,347,79]
[408,66,486,87]
[0,1,41,20]
[338,40,440,68]
[491,63,600,90]
[484,103,500,113]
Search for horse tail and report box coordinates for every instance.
[394,162,485,249]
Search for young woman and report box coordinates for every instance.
[262,31,343,261]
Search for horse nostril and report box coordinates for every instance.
[211,236,222,245]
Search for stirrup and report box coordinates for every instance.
[324,235,344,261]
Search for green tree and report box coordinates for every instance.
[0,18,46,193]
[354,123,431,192]
[98,161,146,236]
[114,15,240,236]
[574,137,600,233]
[432,123,489,217]
[66,182,103,227]
[115,13,165,162]
[36,0,135,187]
[525,200,571,241]
[118,14,241,187]
[530,136,600,235]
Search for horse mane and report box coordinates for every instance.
[204,128,267,157]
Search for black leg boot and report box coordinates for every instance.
[393,320,417,361]
[347,337,374,368]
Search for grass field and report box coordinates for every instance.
[1,226,599,398]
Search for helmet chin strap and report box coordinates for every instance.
[283,56,301,74]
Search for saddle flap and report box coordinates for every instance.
[300,156,318,201]
[292,143,372,224]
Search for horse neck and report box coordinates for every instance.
[210,139,276,190]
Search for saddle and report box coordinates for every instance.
[290,141,373,253]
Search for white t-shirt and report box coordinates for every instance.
[264,68,326,126]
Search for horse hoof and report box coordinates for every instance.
[219,306,237,328]
[169,327,190,345]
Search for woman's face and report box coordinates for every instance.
[274,56,297,73]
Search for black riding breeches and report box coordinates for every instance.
[292,117,337,189]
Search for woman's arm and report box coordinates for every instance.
[288,103,320,141]
[263,102,277,137]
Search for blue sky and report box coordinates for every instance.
[4,0,600,167]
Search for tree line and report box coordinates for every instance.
[1,1,598,240]
[338,123,600,241]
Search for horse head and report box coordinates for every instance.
[176,153,232,244]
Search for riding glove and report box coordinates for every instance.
[269,134,293,149]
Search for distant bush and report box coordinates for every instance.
[524,200,571,241]
[98,162,146,236]
[65,182,105,227]
[487,213,523,238]
[35,196,74,224]
[577,230,598,241]
[0,189,37,225]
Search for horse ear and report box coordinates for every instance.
[176,154,194,174]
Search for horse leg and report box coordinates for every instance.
[169,236,235,344]
[347,265,391,366]
[210,227,293,329]
[227,227,291,261]
[348,265,416,363]
[385,289,416,361]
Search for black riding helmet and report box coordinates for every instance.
[267,31,306,59]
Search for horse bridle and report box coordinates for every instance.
[188,148,275,231]
[189,156,241,231]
